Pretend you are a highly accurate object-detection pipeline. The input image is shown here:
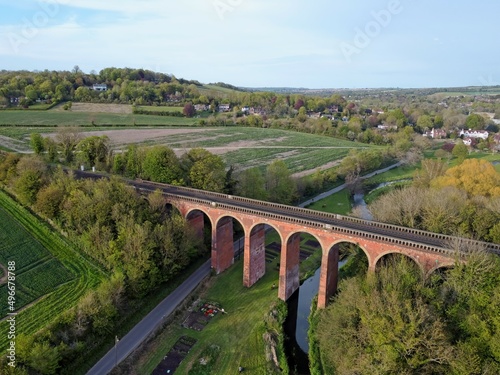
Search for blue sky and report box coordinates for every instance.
[0,0,498,88]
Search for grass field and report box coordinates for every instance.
[0,110,198,127]
[0,190,104,350]
[135,256,282,375]
[136,105,183,113]
[305,189,352,215]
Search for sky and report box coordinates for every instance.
[0,0,499,89]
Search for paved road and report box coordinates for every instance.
[87,260,211,375]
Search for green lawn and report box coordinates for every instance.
[136,258,282,374]
[305,190,352,215]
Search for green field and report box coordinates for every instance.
[0,110,198,126]
[0,205,74,317]
[136,105,183,113]
[0,190,104,350]
[306,189,352,215]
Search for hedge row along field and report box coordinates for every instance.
[0,190,104,350]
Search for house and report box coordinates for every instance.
[463,137,476,147]
[92,84,108,91]
[459,129,489,140]
[377,124,398,130]
[424,128,447,139]
[249,107,267,116]
[218,104,231,112]
[194,104,209,112]
[92,84,107,91]
[307,111,322,119]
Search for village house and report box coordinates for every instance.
[463,137,476,147]
[249,107,267,116]
[424,128,447,139]
[218,103,231,112]
[377,124,398,130]
[459,129,489,140]
[92,84,108,92]
[194,104,209,112]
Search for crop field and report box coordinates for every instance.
[0,110,198,127]
[80,127,374,175]
[0,125,377,176]
[0,191,104,350]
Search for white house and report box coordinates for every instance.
[218,104,231,112]
[92,84,108,92]
[459,129,488,140]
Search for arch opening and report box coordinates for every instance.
[318,242,368,309]
[245,223,281,288]
[281,232,322,302]
[426,265,454,288]
[186,209,212,257]
[375,253,422,276]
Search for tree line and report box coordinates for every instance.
[366,159,500,243]
[314,251,500,374]
[0,153,204,374]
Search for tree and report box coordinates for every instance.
[265,160,297,204]
[76,135,110,168]
[413,159,447,188]
[27,341,61,375]
[185,148,226,192]
[236,167,267,200]
[55,127,81,163]
[316,257,453,375]
[142,146,183,184]
[465,113,486,130]
[183,102,196,117]
[451,142,468,162]
[14,156,47,205]
[30,133,45,154]
[416,114,433,130]
[431,159,500,197]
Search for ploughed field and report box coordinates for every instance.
[0,125,377,176]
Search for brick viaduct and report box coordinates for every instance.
[133,180,500,309]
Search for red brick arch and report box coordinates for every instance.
[164,196,464,309]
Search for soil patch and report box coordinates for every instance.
[182,302,222,331]
[51,103,133,114]
[152,336,197,375]
[45,128,212,146]
[291,159,341,178]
